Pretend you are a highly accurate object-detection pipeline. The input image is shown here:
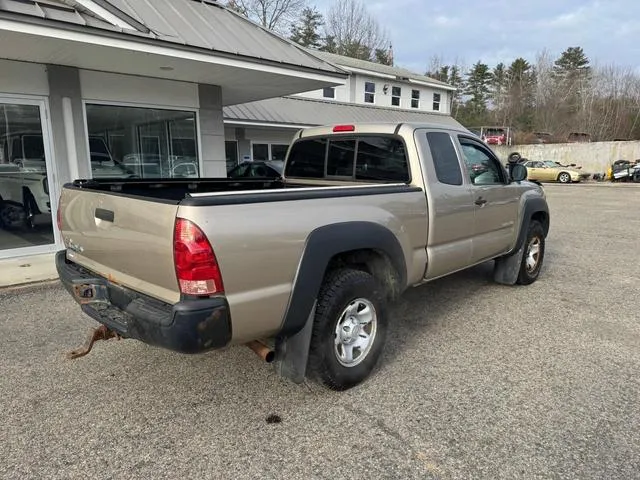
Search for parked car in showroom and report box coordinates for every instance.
[523,160,590,183]
[0,133,134,230]
[228,160,284,178]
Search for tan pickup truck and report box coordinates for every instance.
[56,122,550,390]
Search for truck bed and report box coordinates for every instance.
[69,177,294,203]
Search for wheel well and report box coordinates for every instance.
[531,211,549,236]
[326,249,402,300]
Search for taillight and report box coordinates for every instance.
[173,218,224,296]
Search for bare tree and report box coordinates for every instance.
[323,0,389,61]
[227,0,307,34]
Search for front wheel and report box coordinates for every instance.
[557,172,571,183]
[308,268,388,391]
[516,220,546,285]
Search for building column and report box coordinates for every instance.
[235,127,252,161]
[47,65,90,184]
[198,84,226,177]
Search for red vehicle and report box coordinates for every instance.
[479,126,512,146]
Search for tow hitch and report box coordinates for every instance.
[66,325,121,359]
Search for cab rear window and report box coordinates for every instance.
[285,135,409,182]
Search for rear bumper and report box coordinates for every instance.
[55,250,232,354]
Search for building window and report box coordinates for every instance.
[225,141,238,172]
[85,104,199,179]
[0,101,55,251]
[391,86,401,107]
[252,143,289,162]
[433,93,442,111]
[411,90,420,109]
[323,87,335,99]
[364,82,376,103]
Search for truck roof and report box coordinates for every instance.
[297,121,472,139]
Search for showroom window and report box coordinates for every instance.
[225,141,239,172]
[84,104,199,179]
[0,101,55,254]
[252,143,289,162]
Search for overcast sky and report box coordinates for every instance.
[313,0,640,75]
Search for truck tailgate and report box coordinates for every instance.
[59,187,181,304]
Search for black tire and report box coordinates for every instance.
[308,268,388,391]
[557,172,571,183]
[516,220,545,285]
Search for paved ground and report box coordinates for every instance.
[1,184,639,480]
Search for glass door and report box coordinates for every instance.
[0,98,58,259]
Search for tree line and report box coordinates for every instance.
[227,1,640,142]
[226,0,393,64]
[428,47,640,142]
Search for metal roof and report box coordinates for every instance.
[223,96,465,129]
[0,0,345,75]
[307,49,455,90]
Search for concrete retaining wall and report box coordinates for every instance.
[492,141,640,174]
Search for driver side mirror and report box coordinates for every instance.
[510,163,528,182]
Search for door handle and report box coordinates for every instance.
[475,197,487,206]
[95,208,114,222]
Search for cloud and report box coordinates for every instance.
[312,0,640,74]
[432,15,461,27]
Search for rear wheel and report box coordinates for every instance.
[516,220,545,285]
[308,268,388,391]
[557,172,571,183]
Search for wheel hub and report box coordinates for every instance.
[339,317,361,344]
[334,298,378,367]
[526,236,541,272]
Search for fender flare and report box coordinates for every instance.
[494,196,550,285]
[510,196,550,255]
[278,221,407,338]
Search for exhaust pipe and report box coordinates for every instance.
[246,340,275,363]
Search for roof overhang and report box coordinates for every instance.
[0,16,347,105]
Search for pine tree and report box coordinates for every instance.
[374,48,393,66]
[506,58,536,129]
[464,62,493,117]
[553,47,590,78]
[290,7,324,49]
[552,46,591,123]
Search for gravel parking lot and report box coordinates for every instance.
[1,184,639,480]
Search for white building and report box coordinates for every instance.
[222,50,458,166]
[0,0,459,283]
[0,0,345,279]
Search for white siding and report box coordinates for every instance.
[244,127,297,143]
[0,59,49,96]
[79,70,199,108]
[351,74,450,114]
[292,77,350,102]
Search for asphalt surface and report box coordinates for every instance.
[1,184,639,480]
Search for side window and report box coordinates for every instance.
[364,82,376,103]
[284,138,327,178]
[356,137,409,182]
[426,132,462,185]
[327,139,356,177]
[458,137,505,185]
